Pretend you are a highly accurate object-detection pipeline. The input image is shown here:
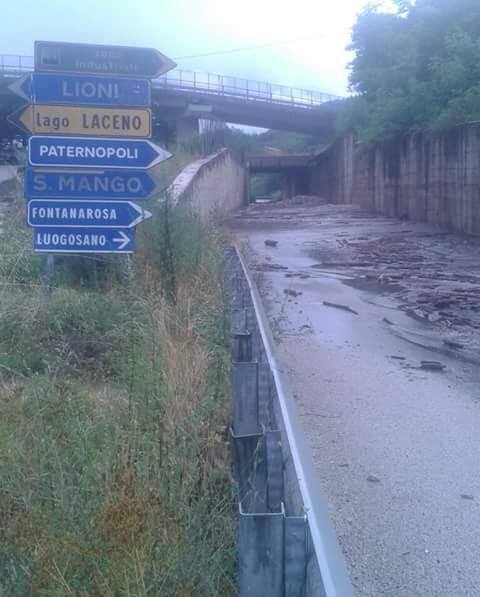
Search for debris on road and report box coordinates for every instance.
[255,262,288,271]
[284,288,302,297]
[323,300,359,315]
[312,261,373,268]
[443,339,465,350]
[420,360,446,371]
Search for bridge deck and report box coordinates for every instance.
[0,53,341,110]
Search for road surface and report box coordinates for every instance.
[226,200,480,597]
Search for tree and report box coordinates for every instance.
[343,0,480,142]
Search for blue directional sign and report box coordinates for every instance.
[28,136,172,170]
[33,227,134,254]
[35,40,176,78]
[9,73,151,107]
[25,169,157,200]
[9,41,175,256]
[27,200,152,229]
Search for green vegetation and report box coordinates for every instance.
[0,157,236,595]
[192,125,329,158]
[341,0,480,142]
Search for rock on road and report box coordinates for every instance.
[226,200,480,597]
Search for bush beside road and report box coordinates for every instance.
[0,156,236,595]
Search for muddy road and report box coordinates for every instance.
[226,200,480,597]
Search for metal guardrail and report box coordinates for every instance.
[0,54,341,109]
[225,247,354,597]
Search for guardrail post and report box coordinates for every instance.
[285,516,308,596]
[239,506,285,597]
[258,362,274,428]
[265,430,284,512]
[233,331,253,362]
[232,362,259,436]
[233,431,268,513]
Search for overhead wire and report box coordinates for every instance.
[173,34,324,61]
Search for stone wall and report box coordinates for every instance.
[168,148,246,220]
[311,124,480,235]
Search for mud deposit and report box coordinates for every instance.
[226,201,480,597]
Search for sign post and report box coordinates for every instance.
[9,41,176,256]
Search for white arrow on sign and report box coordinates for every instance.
[8,75,30,102]
[113,230,132,250]
[129,202,152,227]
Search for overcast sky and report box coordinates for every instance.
[0,0,396,95]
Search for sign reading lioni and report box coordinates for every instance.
[9,73,151,107]
[34,227,134,254]
[12,105,151,138]
[25,169,157,200]
[35,40,177,78]
[28,136,172,169]
[27,200,152,229]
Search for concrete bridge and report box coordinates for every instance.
[248,153,317,200]
[0,54,343,139]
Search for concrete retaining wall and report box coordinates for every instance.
[311,124,480,235]
[168,148,246,219]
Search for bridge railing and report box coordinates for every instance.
[155,69,340,108]
[0,54,340,109]
[0,54,34,72]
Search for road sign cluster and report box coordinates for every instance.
[9,40,176,254]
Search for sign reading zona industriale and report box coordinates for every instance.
[10,105,152,137]
[9,72,151,107]
[35,40,177,78]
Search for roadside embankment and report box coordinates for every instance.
[168,148,246,220]
[0,151,237,595]
[311,125,480,235]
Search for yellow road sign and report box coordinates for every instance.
[13,105,152,138]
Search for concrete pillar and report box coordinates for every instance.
[175,117,199,142]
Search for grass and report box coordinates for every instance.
[0,151,236,596]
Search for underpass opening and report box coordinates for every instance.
[247,154,313,203]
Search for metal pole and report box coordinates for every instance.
[43,254,55,291]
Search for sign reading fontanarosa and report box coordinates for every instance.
[9,40,176,254]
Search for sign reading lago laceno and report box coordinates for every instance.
[11,105,152,137]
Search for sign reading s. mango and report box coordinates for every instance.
[10,105,151,138]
